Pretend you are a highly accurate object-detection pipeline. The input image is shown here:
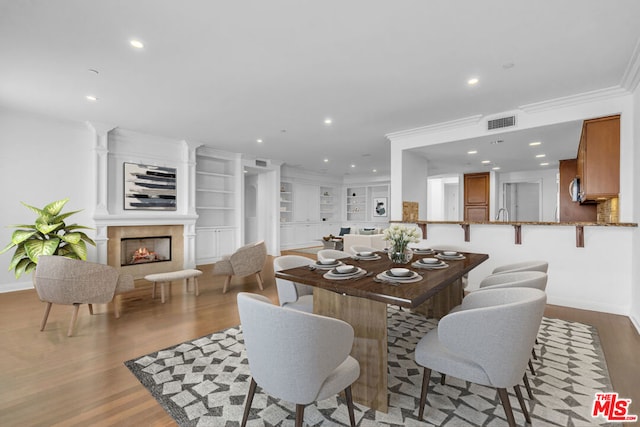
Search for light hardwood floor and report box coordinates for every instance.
[1,255,638,426]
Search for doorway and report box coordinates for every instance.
[242,165,279,254]
[503,182,540,221]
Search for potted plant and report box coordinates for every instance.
[0,198,95,278]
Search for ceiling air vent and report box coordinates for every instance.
[487,115,516,130]
[255,159,268,167]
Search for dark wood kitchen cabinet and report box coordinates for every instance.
[576,115,620,203]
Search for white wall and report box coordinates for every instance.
[631,85,640,331]
[421,223,634,316]
[401,150,428,219]
[0,108,95,291]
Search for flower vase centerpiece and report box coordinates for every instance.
[383,224,420,264]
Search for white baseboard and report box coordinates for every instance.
[630,314,640,335]
[0,281,33,293]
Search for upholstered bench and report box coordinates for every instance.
[144,269,203,303]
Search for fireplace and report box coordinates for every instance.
[106,224,185,279]
[121,236,172,266]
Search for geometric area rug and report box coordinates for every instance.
[125,308,614,426]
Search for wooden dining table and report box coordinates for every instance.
[274,250,489,412]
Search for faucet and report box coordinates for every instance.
[495,208,509,222]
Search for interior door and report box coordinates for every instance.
[463,172,489,221]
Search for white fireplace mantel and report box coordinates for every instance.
[89,124,200,269]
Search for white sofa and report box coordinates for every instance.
[342,233,386,252]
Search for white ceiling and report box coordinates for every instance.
[1,1,640,177]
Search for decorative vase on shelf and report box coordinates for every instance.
[387,246,413,264]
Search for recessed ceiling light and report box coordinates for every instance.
[86,95,98,101]
[323,158,329,163]
[529,141,542,146]
[467,150,478,154]
[536,154,546,158]
[256,139,263,143]
[481,160,491,164]
[243,169,248,173]
[467,77,479,86]
[324,118,332,125]
[372,169,377,173]
[492,166,501,170]
[130,39,144,49]
[540,162,549,166]
[351,164,356,168]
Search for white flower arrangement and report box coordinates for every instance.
[383,224,420,254]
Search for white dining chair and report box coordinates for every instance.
[492,260,548,274]
[237,292,360,427]
[273,255,314,312]
[446,270,548,397]
[317,249,351,261]
[415,288,546,427]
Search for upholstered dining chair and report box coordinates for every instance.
[273,255,314,312]
[348,245,378,255]
[446,270,548,397]
[34,255,134,336]
[237,292,360,427]
[213,240,267,293]
[492,260,548,274]
[317,249,351,261]
[415,288,546,427]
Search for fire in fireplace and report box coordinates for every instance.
[121,236,172,266]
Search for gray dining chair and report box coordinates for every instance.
[414,287,546,427]
[273,255,314,312]
[446,270,548,397]
[317,249,351,261]
[237,292,360,427]
[492,260,548,274]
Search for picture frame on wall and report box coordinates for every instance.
[373,197,387,217]
[123,162,177,210]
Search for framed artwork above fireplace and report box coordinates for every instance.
[123,162,177,210]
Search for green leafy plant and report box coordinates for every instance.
[0,198,96,278]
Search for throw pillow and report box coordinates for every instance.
[339,227,351,236]
[359,229,374,235]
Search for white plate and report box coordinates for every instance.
[354,254,381,260]
[412,261,449,270]
[383,270,418,280]
[376,271,423,283]
[323,267,365,280]
[412,248,434,254]
[314,260,342,269]
[436,253,466,260]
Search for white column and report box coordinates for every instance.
[86,122,116,264]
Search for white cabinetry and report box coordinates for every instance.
[195,148,239,264]
[293,183,320,222]
[196,228,236,264]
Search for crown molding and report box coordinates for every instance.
[519,86,630,114]
[385,115,483,140]
[621,36,640,92]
